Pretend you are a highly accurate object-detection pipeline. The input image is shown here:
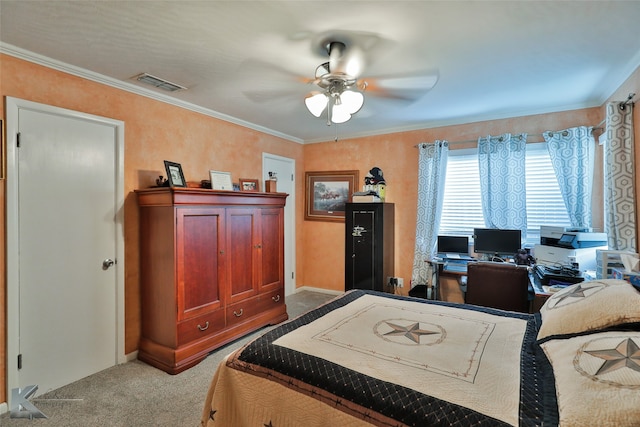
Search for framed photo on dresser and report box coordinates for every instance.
[239,178,259,192]
[164,160,186,187]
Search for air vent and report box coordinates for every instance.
[134,73,187,92]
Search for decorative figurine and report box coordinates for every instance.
[156,175,169,187]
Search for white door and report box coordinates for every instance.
[6,97,125,399]
[263,153,296,296]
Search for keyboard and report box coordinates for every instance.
[441,253,473,261]
[444,262,468,273]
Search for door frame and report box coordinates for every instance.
[262,152,296,296]
[5,97,126,404]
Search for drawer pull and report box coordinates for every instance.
[197,321,209,331]
[233,309,244,317]
[272,295,281,303]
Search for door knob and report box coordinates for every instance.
[102,259,115,270]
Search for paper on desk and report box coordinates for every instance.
[620,253,640,272]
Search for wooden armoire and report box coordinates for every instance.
[136,188,288,374]
[345,203,395,292]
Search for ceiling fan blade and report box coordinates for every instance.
[360,71,439,102]
[328,41,365,78]
[243,88,302,103]
[238,58,314,103]
[368,73,439,90]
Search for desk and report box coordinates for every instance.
[432,259,551,313]
[528,272,551,312]
[430,259,470,304]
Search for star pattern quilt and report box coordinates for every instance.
[201,282,640,426]
[201,290,554,426]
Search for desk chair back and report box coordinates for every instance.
[465,262,530,313]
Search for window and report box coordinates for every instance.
[439,143,571,245]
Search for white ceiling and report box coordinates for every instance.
[1,1,640,143]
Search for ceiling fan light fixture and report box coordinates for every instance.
[340,90,364,114]
[305,92,328,117]
[331,102,352,124]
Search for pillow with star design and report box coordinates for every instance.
[540,331,640,426]
[537,279,640,341]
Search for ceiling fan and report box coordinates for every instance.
[304,38,439,125]
[305,41,366,124]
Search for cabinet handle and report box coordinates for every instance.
[254,244,262,249]
[197,321,209,331]
[272,295,280,302]
[220,250,224,254]
[233,308,243,317]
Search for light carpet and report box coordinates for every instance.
[0,290,336,427]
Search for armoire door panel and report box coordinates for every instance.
[177,208,225,320]
[227,208,259,302]
[260,208,283,290]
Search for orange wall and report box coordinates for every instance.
[1,52,638,406]
[302,108,606,293]
[0,53,305,362]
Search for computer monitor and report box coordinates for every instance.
[473,228,522,256]
[437,235,469,255]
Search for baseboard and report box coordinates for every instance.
[0,401,8,415]
[294,286,343,296]
[125,350,139,362]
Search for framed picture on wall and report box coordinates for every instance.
[305,170,359,222]
[164,160,187,187]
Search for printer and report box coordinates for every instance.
[540,226,608,248]
[535,226,608,271]
[556,232,607,249]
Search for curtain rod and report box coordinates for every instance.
[620,92,636,110]
[592,93,636,129]
[414,126,603,148]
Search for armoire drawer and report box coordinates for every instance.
[177,309,225,346]
[225,296,262,327]
[226,288,286,327]
[259,288,285,311]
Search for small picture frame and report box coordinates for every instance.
[239,178,259,192]
[209,170,233,190]
[164,160,186,187]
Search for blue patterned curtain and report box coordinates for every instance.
[477,133,527,234]
[412,141,449,287]
[544,126,595,229]
[604,101,636,251]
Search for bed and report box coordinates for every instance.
[201,279,640,426]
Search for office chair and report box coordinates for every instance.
[465,262,530,313]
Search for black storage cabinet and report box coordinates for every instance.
[345,203,394,292]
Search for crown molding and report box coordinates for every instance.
[0,43,304,144]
